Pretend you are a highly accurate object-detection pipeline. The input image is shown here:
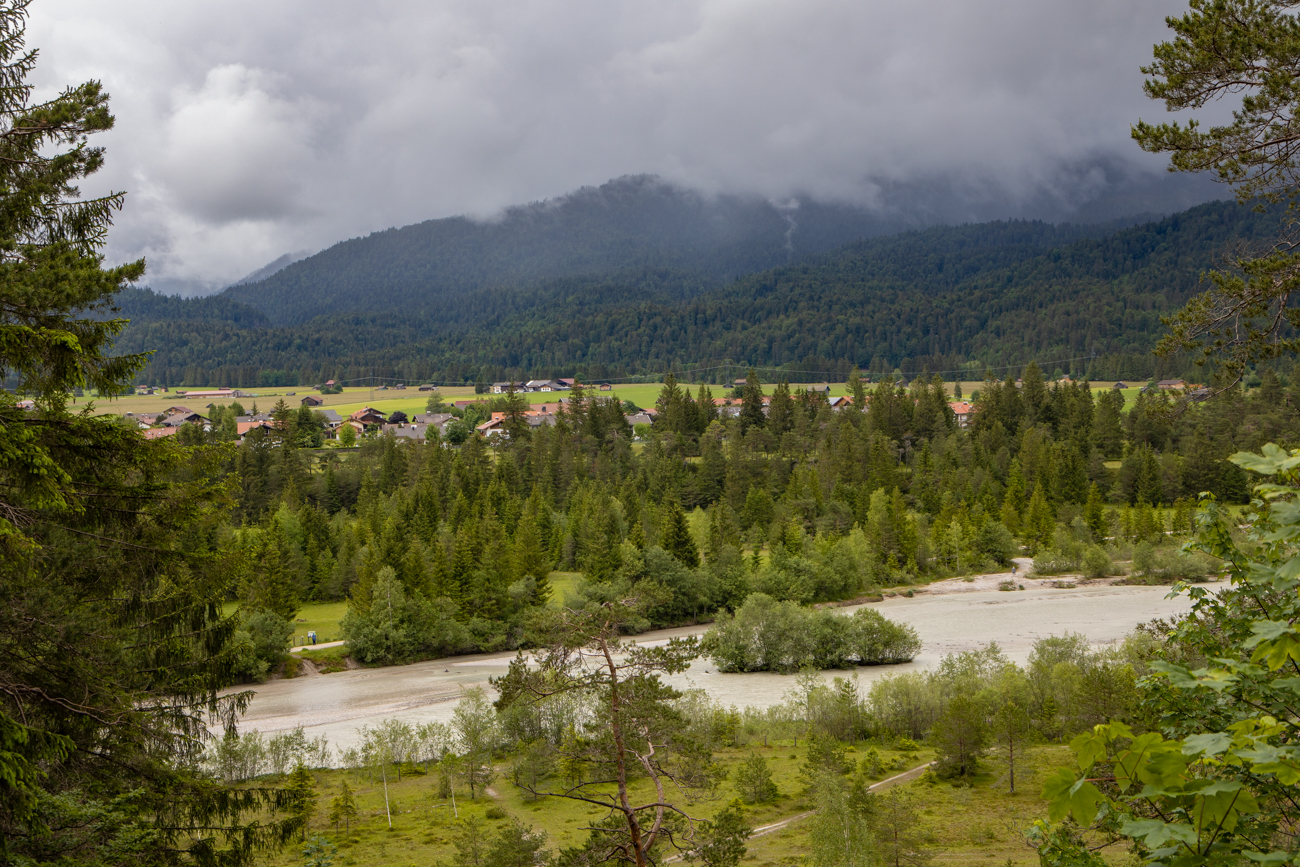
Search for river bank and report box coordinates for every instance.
[222,578,1208,751]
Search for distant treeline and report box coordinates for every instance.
[110,200,1282,387]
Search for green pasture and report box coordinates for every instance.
[253,738,1074,867]
[224,601,349,647]
[544,571,582,608]
[95,379,1151,422]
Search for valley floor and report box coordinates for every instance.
[260,742,1090,867]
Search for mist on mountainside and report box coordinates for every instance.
[114,198,1273,388]
[203,169,1223,323]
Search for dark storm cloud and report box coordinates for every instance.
[29,0,1207,293]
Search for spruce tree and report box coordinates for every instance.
[512,507,550,600]
[661,499,701,567]
[0,5,299,859]
[695,383,718,430]
[1083,483,1107,541]
[738,368,766,434]
[767,378,795,435]
[285,764,318,841]
[1023,484,1056,553]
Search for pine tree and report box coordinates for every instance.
[513,507,550,601]
[739,368,766,434]
[1083,483,1107,541]
[243,516,301,619]
[768,378,795,435]
[735,754,779,803]
[695,383,718,431]
[661,499,701,567]
[848,367,868,416]
[1000,460,1027,536]
[1023,484,1055,553]
[285,764,318,841]
[0,6,301,857]
[1093,389,1124,458]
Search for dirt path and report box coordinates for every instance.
[290,639,346,653]
[663,760,935,862]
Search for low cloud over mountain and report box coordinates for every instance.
[34,0,1224,294]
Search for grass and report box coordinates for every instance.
[93,381,1155,422]
[545,572,583,608]
[296,644,352,673]
[253,741,1082,867]
[223,601,349,647]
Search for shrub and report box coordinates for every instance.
[734,754,779,803]
[973,519,1016,567]
[1082,545,1113,578]
[342,568,471,664]
[702,593,921,673]
[229,609,292,681]
[931,693,987,779]
[1130,543,1213,584]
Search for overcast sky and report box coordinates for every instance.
[30,0,1208,294]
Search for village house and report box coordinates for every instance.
[349,407,388,428]
[476,417,507,438]
[142,427,178,440]
[235,420,274,443]
[1157,379,1189,390]
[951,401,973,428]
[413,412,457,436]
[300,395,324,407]
[176,388,248,400]
[382,422,430,442]
[159,410,211,430]
[316,409,344,437]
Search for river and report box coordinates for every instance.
[223,580,1204,752]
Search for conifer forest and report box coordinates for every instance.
[11,0,1300,865]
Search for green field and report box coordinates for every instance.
[94,380,1151,423]
[253,740,1074,867]
[545,571,583,608]
[225,601,349,647]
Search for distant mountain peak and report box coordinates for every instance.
[228,251,311,288]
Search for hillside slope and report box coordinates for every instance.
[113,200,1279,386]
[216,175,926,325]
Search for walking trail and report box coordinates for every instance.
[664,760,935,862]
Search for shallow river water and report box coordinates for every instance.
[224,582,1203,752]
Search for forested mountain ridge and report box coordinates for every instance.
[113,199,1278,387]
[217,175,924,325]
